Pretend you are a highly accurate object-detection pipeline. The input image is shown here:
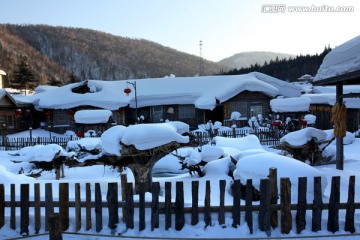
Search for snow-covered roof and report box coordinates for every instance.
[13,72,302,111]
[314,34,360,81]
[270,97,311,113]
[74,110,113,124]
[302,93,360,109]
[313,85,360,94]
[0,70,6,75]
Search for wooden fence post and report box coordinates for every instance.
[191,181,199,226]
[328,176,340,233]
[151,182,160,231]
[312,176,323,232]
[280,178,292,234]
[245,179,253,234]
[107,182,119,230]
[45,183,54,231]
[86,183,92,230]
[10,184,16,230]
[139,183,146,231]
[20,184,29,236]
[121,173,127,223]
[218,180,226,226]
[269,168,278,229]
[259,179,271,237]
[175,181,185,231]
[232,179,241,227]
[165,182,172,230]
[125,183,134,229]
[59,183,69,231]
[345,175,355,233]
[0,184,4,229]
[75,183,81,232]
[204,180,211,227]
[49,213,63,240]
[34,183,41,234]
[95,183,102,232]
[296,177,307,234]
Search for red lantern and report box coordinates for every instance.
[272,121,281,127]
[45,111,52,117]
[300,120,307,126]
[67,110,74,116]
[15,109,22,116]
[124,88,131,96]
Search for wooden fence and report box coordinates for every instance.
[0,136,80,150]
[0,170,357,237]
[0,128,281,151]
[194,128,283,146]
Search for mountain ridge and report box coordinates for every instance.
[0,24,227,85]
[218,51,295,70]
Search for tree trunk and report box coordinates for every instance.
[128,158,153,193]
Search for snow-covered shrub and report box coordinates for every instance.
[304,114,316,124]
[231,111,241,120]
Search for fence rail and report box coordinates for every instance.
[0,136,81,150]
[194,128,283,146]
[0,128,282,150]
[0,171,357,237]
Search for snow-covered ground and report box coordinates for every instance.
[0,125,360,239]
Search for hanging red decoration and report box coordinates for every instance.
[15,109,22,116]
[45,111,52,116]
[124,88,131,96]
[300,119,307,126]
[67,110,74,116]
[272,121,281,127]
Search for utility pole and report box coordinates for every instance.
[199,40,203,76]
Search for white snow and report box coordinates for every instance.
[233,152,328,201]
[74,109,113,124]
[12,72,302,111]
[304,114,316,124]
[270,97,311,113]
[1,124,360,239]
[314,34,360,81]
[302,93,360,109]
[280,127,328,147]
[121,122,189,150]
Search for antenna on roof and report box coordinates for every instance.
[199,40,203,76]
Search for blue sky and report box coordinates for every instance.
[1,0,360,61]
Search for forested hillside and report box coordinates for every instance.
[218,51,294,69]
[2,24,225,83]
[0,25,71,86]
[222,46,332,82]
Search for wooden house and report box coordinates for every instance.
[0,90,33,134]
[12,72,303,132]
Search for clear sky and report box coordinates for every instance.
[1,0,359,62]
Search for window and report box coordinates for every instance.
[249,103,263,117]
[179,105,195,118]
[228,102,247,118]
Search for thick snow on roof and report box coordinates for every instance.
[0,70,6,75]
[74,110,113,124]
[313,85,360,94]
[302,93,360,109]
[15,72,301,111]
[270,97,311,113]
[314,34,360,81]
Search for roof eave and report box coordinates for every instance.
[313,69,360,86]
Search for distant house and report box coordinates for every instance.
[303,87,360,132]
[12,72,302,132]
[270,96,311,125]
[0,70,6,89]
[74,109,114,136]
[0,90,33,134]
